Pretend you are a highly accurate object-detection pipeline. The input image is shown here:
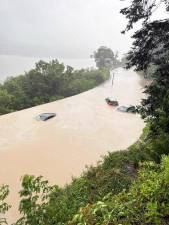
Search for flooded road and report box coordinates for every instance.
[0,68,145,222]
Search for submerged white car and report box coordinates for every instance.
[38,113,56,121]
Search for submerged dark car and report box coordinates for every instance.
[117,105,136,113]
[105,97,119,106]
[38,113,56,121]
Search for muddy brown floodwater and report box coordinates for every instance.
[0,68,145,222]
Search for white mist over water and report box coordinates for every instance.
[0,55,96,82]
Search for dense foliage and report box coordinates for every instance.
[92,46,122,70]
[70,156,169,225]
[120,0,169,33]
[121,1,169,138]
[0,59,109,115]
[0,185,10,224]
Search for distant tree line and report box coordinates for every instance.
[0,59,109,115]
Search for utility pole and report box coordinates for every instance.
[112,72,115,86]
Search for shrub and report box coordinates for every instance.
[70,156,169,225]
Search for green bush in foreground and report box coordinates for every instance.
[0,185,10,225]
[70,156,169,225]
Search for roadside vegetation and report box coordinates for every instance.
[0,60,109,115]
[70,155,169,225]
[1,0,169,224]
[0,46,122,116]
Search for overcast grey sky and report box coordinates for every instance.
[0,0,168,59]
[0,0,131,58]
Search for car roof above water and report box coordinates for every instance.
[38,113,56,121]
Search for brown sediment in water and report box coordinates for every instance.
[0,68,145,222]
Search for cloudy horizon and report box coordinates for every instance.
[1,0,136,59]
[0,0,168,79]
